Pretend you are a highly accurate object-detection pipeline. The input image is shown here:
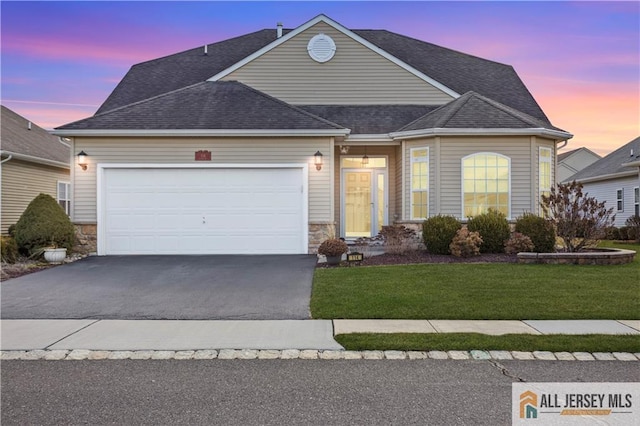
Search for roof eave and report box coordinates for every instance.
[0,150,70,169]
[621,160,640,168]
[573,170,638,184]
[51,129,351,137]
[389,127,573,141]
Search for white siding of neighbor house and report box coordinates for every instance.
[558,148,601,182]
[1,159,70,234]
[402,136,556,220]
[581,175,640,227]
[72,137,333,224]
[222,22,454,105]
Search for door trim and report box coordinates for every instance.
[96,163,309,255]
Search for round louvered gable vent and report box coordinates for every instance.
[307,34,336,63]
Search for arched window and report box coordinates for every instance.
[462,153,510,218]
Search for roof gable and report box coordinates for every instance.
[1,105,69,166]
[57,81,347,133]
[208,14,459,99]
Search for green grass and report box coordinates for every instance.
[311,242,639,320]
[336,333,640,353]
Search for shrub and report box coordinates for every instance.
[541,181,615,252]
[504,232,534,255]
[515,213,556,253]
[618,227,630,240]
[1,236,19,264]
[422,215,461,255]
[449,228,483,258]
[13,193,75,256]
[624,215,640,242]
[604,226,621,241]
[379,225,417,255]
[317,238,348,257]
[467,209,510,253]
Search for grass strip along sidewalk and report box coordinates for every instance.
[313,242,639,351]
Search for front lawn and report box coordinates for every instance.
[311,242,639,320]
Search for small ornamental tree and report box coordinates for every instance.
[541,181,615,252]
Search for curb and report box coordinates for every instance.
[2,350,639,361]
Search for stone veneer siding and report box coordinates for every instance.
[74,224,97,254]
[308,222,336,254]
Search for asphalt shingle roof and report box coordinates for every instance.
[1,105,69,165]
[299,105,439,134]
[399,91,563,132]
[58,81,345,131]
[94,22,550,128]
[569,137,640,181]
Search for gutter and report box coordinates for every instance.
[1,154,13,164]
[0,151,70,169]
[52,129,352,137]
[389,127,573,141]
[573,170,637,184]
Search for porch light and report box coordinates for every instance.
[362,146,369,166]
[77,151,88,171]
[314,151,323,171]
[340,145,350,154]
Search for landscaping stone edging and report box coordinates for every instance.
[517,248,636,265]
[1,350,638,361]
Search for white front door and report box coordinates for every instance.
[341,158,388,239]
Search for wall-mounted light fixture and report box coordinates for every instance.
[77,151,88,171]
[362,146,369,166]
[314,151,323,171]
[339,145,350,154]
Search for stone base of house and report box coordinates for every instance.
[517,248,636,265]
[308,222,336,254]
[74,224,97,254]
[394,220,423,235]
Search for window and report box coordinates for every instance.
[634,187,639,216]
[539,147,552,202]
[410,148,428,219]
[462,153,510,218]
[57,181,70,215]
[616,189,624,212]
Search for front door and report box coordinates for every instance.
[341,159,388,239]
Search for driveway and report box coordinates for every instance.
[0,255,317,320]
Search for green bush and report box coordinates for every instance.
[515,213,556,253]
[604,227,621,241]
[13,193,75,256]
[1,236,19,263]
[422,215,461,255]
[624,215,640,242]
[618,227,630,241]
[467,209,510,253]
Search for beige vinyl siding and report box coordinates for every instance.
[223,22,454,105]
[72,137,333,224]
[403,136,537,220]
[1,159,70,234]
[333,145,397,237]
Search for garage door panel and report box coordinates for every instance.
[103,167,305,255]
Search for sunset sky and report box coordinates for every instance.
[1,1,638,156]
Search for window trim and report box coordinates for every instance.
[616,188,624,212]
[57,181,71,216]
[634,187,639,217]
[461,152,511,219]
[410,147,429,220]
[538,147,552,195]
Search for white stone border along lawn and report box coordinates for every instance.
[1,350,638,361]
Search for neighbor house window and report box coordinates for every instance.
[616,189,624,212]
[462,153,510,218]
[410,148,428,219]
[57,181,70,215]
[634,187,639,216]
[539,147,552,202]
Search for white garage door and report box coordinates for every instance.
[101,167,306,255]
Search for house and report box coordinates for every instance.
[569,137,640,227]
[53,14,572,255]
[1,105,71,235]
[557,147,601,183]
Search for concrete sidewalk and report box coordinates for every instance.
[1,319,638,352]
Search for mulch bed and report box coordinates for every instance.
[317,250,518,268]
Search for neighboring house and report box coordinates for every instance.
[569,137,640,227]
[1,105,71,235]
[54,14,572,255]
[558,147,601,183]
